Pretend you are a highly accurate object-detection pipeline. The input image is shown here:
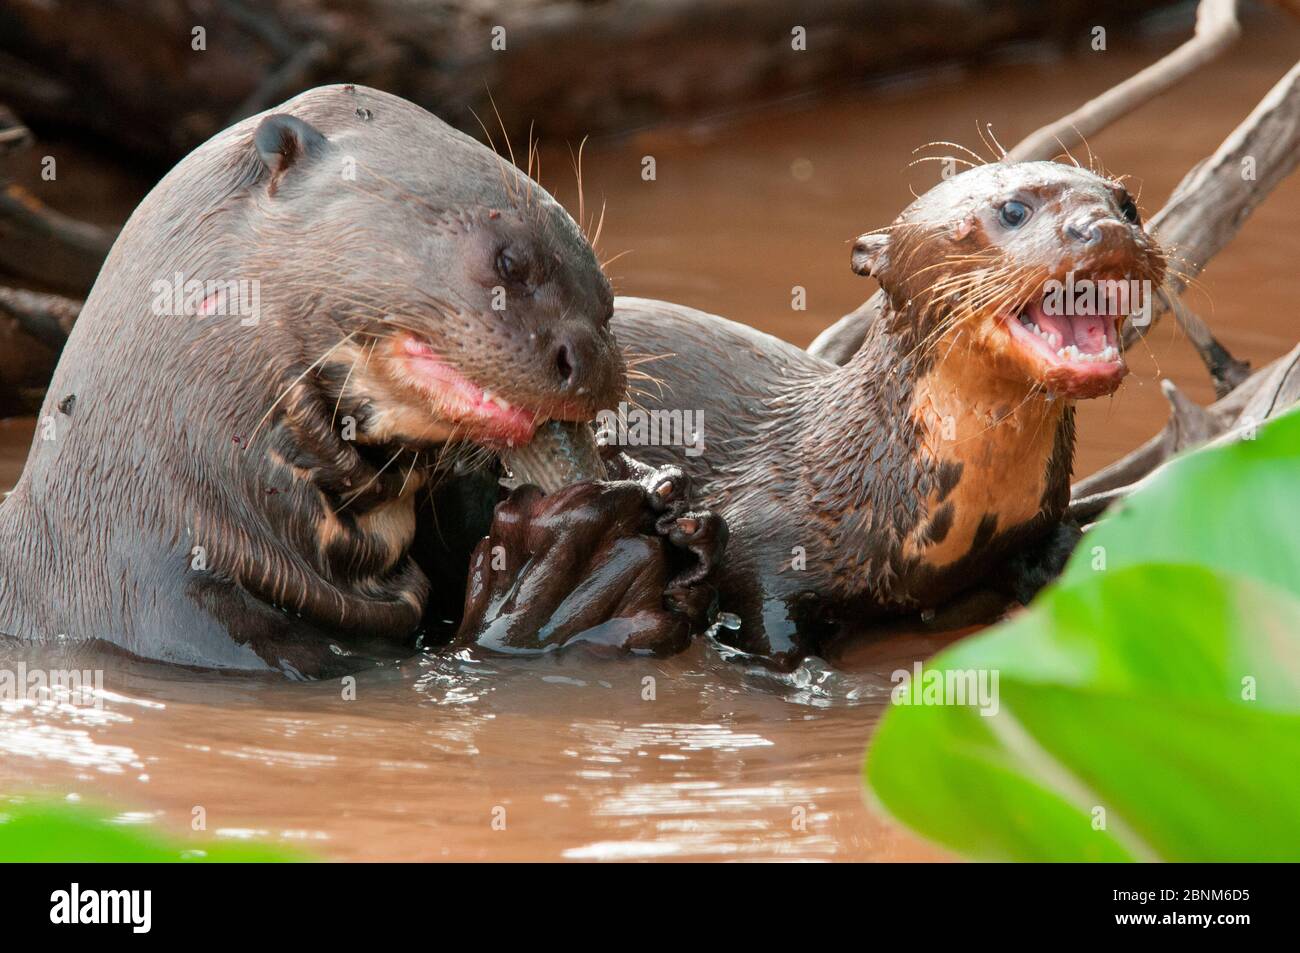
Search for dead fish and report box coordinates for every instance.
[500,419,607,493]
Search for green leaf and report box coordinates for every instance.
[1063,407,1300,599]
[864,565,1300,861]
[0,800,309,862]
[865,409,1300,861]
[942,563,1300,712]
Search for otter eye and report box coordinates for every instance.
[495,247,530,285]
[1119,196,1140,224]
[998,200,1031,229]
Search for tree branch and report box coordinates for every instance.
[1006,0,1240,162]
[1125,58,1300,344]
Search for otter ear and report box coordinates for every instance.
[254,114,328,183]
[850,233,890,279]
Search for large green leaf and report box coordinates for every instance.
[0,800,308,862]
[864,564,1300,861]
[1062,407,1300,599]
[864,408,1300,861]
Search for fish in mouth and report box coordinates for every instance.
[358,322,621,452]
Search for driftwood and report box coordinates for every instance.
[0,103,117,295]
[0,104,33,155]
[1069,343,1300,522]
[0,184,117,295]
[1004,0,1241,163]
[0,287,82,416]
[0,286,81,350]
[1133,58,1300,345]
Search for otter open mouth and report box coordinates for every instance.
[1003,291,1126,399]
[397,335,589,447]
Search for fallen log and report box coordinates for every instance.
[1130,58,1300,345]
[0,287,82,416]
[0,0,1172,163]
[0,101,118,295]
[0,183,117,294]
[1070,344,1300,521]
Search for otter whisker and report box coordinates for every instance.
[1072,128,1097,175]
[984,123,1008,160]
[627,373,668,402]
[908,155,977,171]
[338,446,405,511]
[911,140,989,165]
[246,330,359,450]
[623,350,676,370]
[974,121,1001,163]
[332,349,361,431]
[398,450,421,499]
[526,119,538,187]
[591,198,608,252]
[467,101,521,209]
[569,135,589,235]
[601,248,633,270]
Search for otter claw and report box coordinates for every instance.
[667,510,727,589]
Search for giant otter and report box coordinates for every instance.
[610,161,1165,665]
[0,85,723,677]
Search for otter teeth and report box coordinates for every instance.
[482,391,514,412]
[1056,343,1120,363]
[1019,317,1062,350]
[1018,313,1118,363]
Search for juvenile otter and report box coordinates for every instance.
[610,161,1165,664]
[0,85,722,677]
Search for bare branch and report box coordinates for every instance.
[1070,343,1300,517]
[0,285,81,351]
[1007,0,1241,162]
[0,285,82,416]
[0,184,117,295]
[1127,58,1300,343]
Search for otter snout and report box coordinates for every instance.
[1065,217,1104,246]
[549,324,621,403]
[1065,214,1136,250]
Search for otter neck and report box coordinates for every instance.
[794,306,1074,600]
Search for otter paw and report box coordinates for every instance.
[454,467,726,655]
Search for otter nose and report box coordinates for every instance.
[1066,218,1104,246]
[552,329,600,394]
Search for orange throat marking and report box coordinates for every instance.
[902,348,1066,568]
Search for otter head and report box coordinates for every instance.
[851,160,1165,399]
[246,89,623,452]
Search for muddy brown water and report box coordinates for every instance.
[1,22,1297,861]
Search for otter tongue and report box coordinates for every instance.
[1068,313,1113,354]
[1027,301,1110,355]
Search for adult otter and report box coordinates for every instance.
[610,161,1165,665]
[0,85,722,677]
